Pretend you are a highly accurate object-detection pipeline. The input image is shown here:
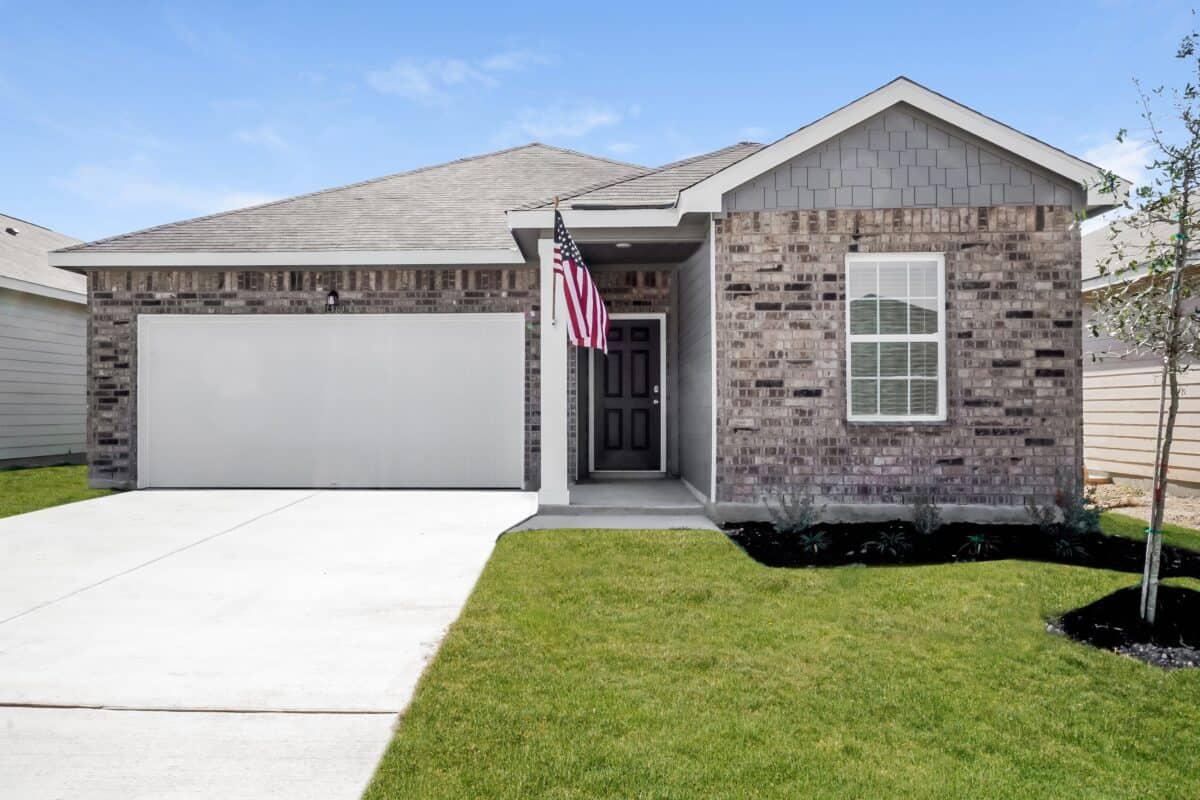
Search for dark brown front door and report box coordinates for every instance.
[593,318,661,471]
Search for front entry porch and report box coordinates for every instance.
[510,477,718,531]
[534,222,716,515]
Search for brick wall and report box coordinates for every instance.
[713,206,1081,508]
[87,267,539,489]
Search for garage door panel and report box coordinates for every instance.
[137,314,525,488]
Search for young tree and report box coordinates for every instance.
[1090,27,1200,624]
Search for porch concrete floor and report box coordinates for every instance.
[509,478,719,532]
[568,477,702,510]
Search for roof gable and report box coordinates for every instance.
[723,105,1082,213]
[679,77,1126,214]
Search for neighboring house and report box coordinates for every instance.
[50,78,1126,520]
[0,214,86,467]
[1082,219,1200,494]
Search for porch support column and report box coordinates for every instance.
[538,238,569,505]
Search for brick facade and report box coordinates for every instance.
[86,267,539,489]
[713,206,1082,508]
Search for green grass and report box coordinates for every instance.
[366,529,1200,800]
[1100,511,1200,553]
[0,465,112,519]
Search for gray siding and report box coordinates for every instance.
[723,105,1082,212]
[677,231,713,498]
[0,289,87,462]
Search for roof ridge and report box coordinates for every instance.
[515,141,766,211]
[525,141,647,171]
[650,141,763,172]
[57,143,624,253]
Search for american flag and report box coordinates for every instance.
[553,210,609,353]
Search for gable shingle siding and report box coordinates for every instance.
[722,107,1082,213]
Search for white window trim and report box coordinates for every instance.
[844,252,947,423]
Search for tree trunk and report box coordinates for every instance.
[1141,176,1191,625]
[1143,359,1178,625]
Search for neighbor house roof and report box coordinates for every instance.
[52,144,645,268]
[1082,215,1198,292]
[0,214,85,302]
[520,142,765,210]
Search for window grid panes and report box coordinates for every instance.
[846,257,943,420]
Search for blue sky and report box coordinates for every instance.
[0,0,1193,242]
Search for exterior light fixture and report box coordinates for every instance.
[325,289,339,312]
[615,242,632,249]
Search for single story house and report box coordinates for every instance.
[1,214,86,466]
[1082,218,1200,494]
[51,78,1127,520]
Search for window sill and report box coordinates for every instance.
[846,417,948,427]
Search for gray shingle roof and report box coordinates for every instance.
[520,142,764,210]
[61,144,645,254]
[0,214,84,295]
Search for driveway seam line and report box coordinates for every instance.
[0,491,320,627]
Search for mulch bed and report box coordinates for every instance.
[724,521,1200,576]
[1050,585,1200,669]
[724,521,1200,669]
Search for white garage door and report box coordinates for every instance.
[137,314,526,488]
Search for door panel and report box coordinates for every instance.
[593,318,662,471]
[137,314,526,488]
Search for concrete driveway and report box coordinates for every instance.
[0,489,535,799]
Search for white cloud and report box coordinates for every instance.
[481,49,549,72]
[1084,137,1154,186]
[1081,136,1155,234]
[57,158,277,217]
[367,49,546,103]
[739,126,769,141]
[234,125,289,151]
[607,141,638,155]
[507,104,622,139]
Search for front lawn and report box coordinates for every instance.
[0,465,111,519]
[1100,511,1200,553]
[366,528,1200,799]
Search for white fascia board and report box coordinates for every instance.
[677,78,1129,212]
[48,248,527,269]
[0,275,87,304]
[507,207,682,231]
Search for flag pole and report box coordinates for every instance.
[551,197,559,326]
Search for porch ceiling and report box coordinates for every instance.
[578,240,704,265]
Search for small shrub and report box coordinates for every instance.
[1053,536,1089,559]
[864,529,912,558]
[1059,488,1101,536]
[958,532,1000,560]
[1027,487,1101,537]
[764,493,822,535]
[798,530,829,555]
[911,492,942,536]
[1025,497,1059,534]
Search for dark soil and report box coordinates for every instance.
[1050,585,1200,669]
[723,520,1200,578]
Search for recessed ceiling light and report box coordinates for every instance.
[615,242,632,248]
